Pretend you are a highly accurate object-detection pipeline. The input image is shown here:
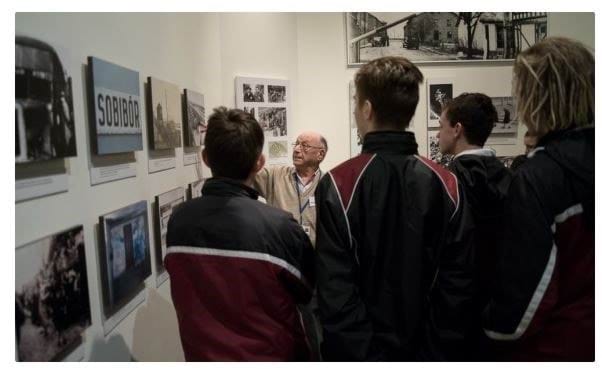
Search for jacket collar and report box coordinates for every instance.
[454,147,496,159]
[201,177,259,200]
[361,130,418,155]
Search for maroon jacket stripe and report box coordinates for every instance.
[329,153,375,211]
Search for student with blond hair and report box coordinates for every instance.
[482,37,594,361]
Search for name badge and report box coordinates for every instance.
[309,196,316,207]
[302,225,311,236]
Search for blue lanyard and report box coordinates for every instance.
[294,170,321,224]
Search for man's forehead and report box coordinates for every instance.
[297,132,320,143]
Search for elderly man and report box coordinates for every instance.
[253,130,327,360]
[253,131,328,246]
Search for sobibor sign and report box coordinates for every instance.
[88,56,143,155]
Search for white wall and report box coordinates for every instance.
[15,12,594,361]
[296,12,595,171]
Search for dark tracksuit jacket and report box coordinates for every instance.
[482,126,594,361]
[165,178,315,361]
[315,131,476,361]
[447,148,512,360]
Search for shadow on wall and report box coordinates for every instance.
[131,288,185,361]
[87,334,133,362]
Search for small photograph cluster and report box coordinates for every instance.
[237,77,290,164]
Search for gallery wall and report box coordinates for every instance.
[295,12,595,171]
[15,12,594,361]
[15,12,222,361]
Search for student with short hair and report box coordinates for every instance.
[437,92,512,359]
[165,107,315,361]
[315,56,475,361]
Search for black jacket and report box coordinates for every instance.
[165,178,315,361]
[482,126,594,361]
[315,131,475,361]
[447,149,511,359]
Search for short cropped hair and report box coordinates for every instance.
[355,56,424,129]
[204,107,264,180]
[444,93,498,147]
[513,37,594,137]
[319,135,328,152]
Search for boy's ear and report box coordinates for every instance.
[201,148,210,168]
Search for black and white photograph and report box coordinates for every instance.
[490,96,518,134]
[349,82,362,157]
[187,179,205,201]
[153,188,185,278]
[147,77,183,150]
[258,108,287,137]
[268,141,288,160]
[88,56,143,155]
[183,89,206,147]
[242,83,265,102]
[99,201,151,318]
[428,82,453,122]
[243,106,256,117]
[15,226,91,362]
[346,12,548,65]
[268,85,286,103]
[16,36,77,163]
[427,130,453,167]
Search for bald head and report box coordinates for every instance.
[292,131,328,171]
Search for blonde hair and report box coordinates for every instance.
[513,37,594,137]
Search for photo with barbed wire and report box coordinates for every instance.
[258,107,287,137]
[346,12,548,64]
[15,226,91,362]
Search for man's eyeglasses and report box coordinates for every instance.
[292,142,324,152]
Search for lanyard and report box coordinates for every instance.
[294,169,321,225]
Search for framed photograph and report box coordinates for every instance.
[153,187,185,282]
[427,79,454,127]
[427,130,453,167]
[15,225,91,361]
[182,89,206,147]
[16,36,77,163]
[88,56,143,155]
[98,201,151,319]
[486,96,519,145]
[147,77,182,150]
[345,12,548,66]
[187,179,205,200]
